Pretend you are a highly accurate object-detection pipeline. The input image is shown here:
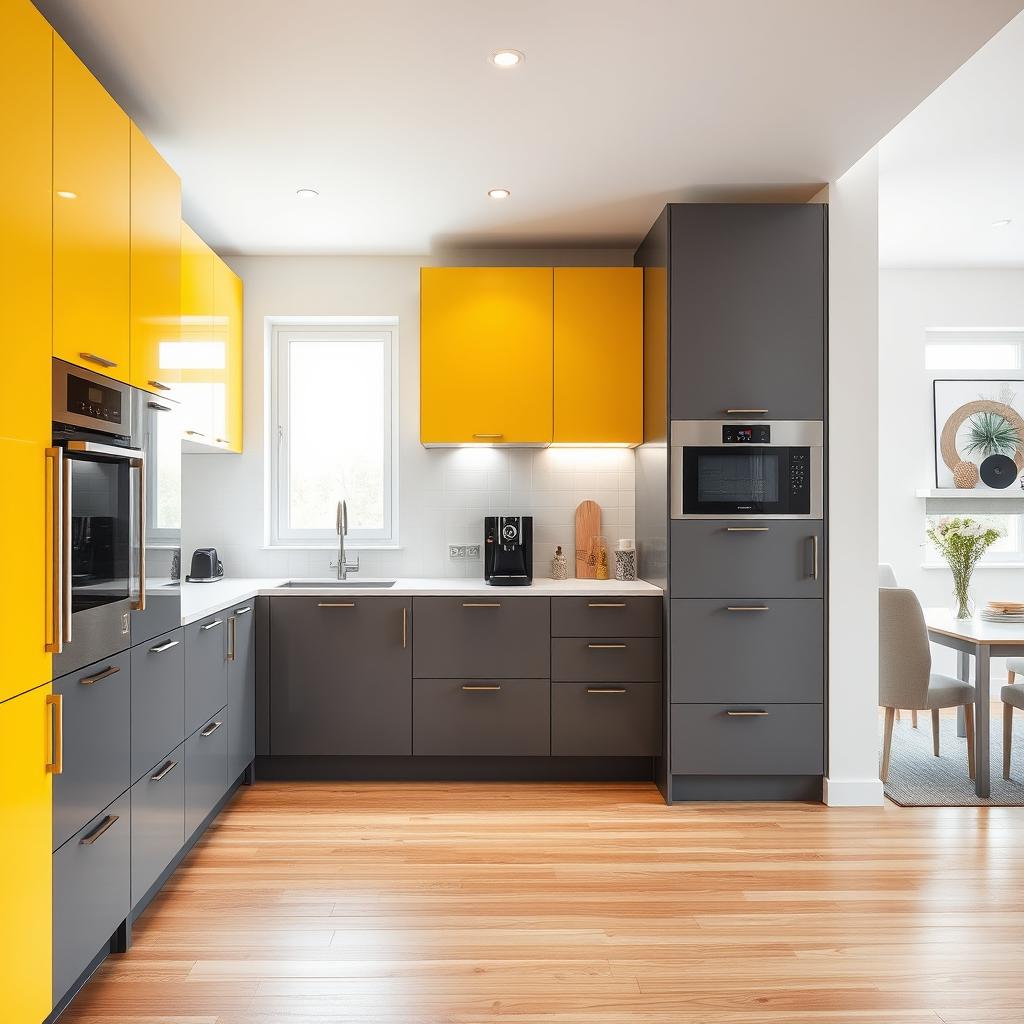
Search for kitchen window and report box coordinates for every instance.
[270,320,398,547]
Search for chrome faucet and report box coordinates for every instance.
[332,500,360,580]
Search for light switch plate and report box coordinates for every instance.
[448,545,466,559]
[465,545,481,559]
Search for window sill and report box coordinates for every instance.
[263,544,404,552]
[921,563,1024,570]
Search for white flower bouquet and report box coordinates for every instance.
[926,516,1003,619]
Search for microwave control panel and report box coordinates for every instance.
[722,424,770,443]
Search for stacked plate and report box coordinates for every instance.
[981,601,1024,623]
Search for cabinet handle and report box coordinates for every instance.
[149,638,180,654]
[148,379,171,391]
[472,433,504,439]
[318,602,355,608]
[45,693,63,774]
[80,665,121,686]
[587,643,627,649]
[227,616,237,662]
[79,814,119,846]
[402,607,407,649]
[587,602,626,608]
[587,687,626,695]
[234,606,252,615]
[62,454,73,644]
[725,709,769,717]
[185,430,205,437]
[200,720,223,738]
[45,447,62,654]
[725,527,770,533]
[810,534,819,581]
[726,606,769,613]
[215,437,229,445]
[200,618,223,631]
[80,351,118,369]
[462,684,501,691]
[724,408,768,415]
[147,400,173,412]
[462,602,501,608]
[151,759,178,781]
[133,456,146,612]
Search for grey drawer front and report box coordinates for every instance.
[131,628,185,784]
[551,638,662,683]
[185,615,228,737]
[551,596,662,638]
[413,679,550,756]
[52,792,131,1004]
[551,683,662,757]
[185,708,228,839]
[413,597,550,678]
[670,600,823,703]
[52,651,131,851]
[671,704,823,775]
[130,742,185,907]
[670,521,824,598]
[227,603,256,781]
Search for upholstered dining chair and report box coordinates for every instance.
[1002,683,1023,780]
[879,588,977,783]
[1008,659,1024,685]
[878,563,917,727]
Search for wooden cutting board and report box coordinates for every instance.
[575,500,601,579]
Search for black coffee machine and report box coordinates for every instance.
[484,516,533,586]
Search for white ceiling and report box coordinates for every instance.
[880,10,1024,267]
[34,0,1023,256]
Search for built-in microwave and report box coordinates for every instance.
[670,420,823,519]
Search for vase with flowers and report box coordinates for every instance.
[926,516,1003,619]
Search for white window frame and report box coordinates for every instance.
[268,317,399,548]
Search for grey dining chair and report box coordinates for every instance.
[879,588,977,783]
[878,563,917,727]
[1008,658,1024,685]
[1002,683,1024,780]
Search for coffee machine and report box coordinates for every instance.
[483,516,533,586]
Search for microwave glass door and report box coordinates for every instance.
[695,450,782,505]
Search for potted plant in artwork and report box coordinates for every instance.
[961,410,1021,460]
[926,517,1003,619]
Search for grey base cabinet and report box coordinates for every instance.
[52,792,131,1004]
[227,603,256,781]
[185,710,228,838]
[185,615,229,737]
[551,683,661,757]
[131,629,185,784]
[130,743,185,908]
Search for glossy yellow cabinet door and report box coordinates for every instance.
[553,267,643,446]
[0,683,54,1024]
[0,0,51,449]
[421,268,553,445]
[178,221,216,442]
[130,124,182,397]
[213,256,244,452]
[53,35,130,381]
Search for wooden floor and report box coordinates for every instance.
[62,781,1024,1024]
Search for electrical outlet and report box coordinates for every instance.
[448,545,466,559]
[465,544,481,559]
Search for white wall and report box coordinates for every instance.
[879,267,1024,674]
[181,251,637,580]
[822,149,885,807]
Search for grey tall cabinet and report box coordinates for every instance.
[635,203,828,803]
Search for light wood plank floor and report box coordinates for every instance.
[61,781,1024,1024]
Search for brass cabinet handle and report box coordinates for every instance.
[80,351,118,368]
[587,643,627,649]
[148,379,171,391]
[200,618,223,631]
[149,638,180,654]
[227,616,237,662]
[62,454,73,644]
[318,602,355,608]
[810,534,819,581]
[215,437,229,445]
[185,430,205,437]
[45,447,62,654]
[726,606,769,612]
[80,814,119,846]
[725,710,769,717]
[588,602,626,608]
[725,527,769,533]
[587,687,626,694]
[402,607,407,649]
[80,665,120,686]
[462,602,501,608]
[462,684,501,691]
[46,693,63,774]
[133,455,146,612]
[472,433,504,439]
[200,720,223,738]
[234,606,252,615]
[724,408,768,415]
[151,759,178,781]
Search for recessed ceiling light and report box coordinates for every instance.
[490,49,524,68]
[56,190,78,199]
[992,218,1012,227]
[487,188,511,200]
[296,188,319,199]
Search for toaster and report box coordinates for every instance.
[187,548,224,582]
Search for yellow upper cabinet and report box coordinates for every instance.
[178,221,216,442]
[130,124,182,397]
[0,682,54,1024]
[421,268,553,445]
[0,0,51,448]
[213,255,244,452]
[53,35,130,381]
[553,267,643,446]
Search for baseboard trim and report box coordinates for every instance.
[823,776,885,806]
[670,774,822,802]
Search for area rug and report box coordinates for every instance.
[881,712,1024,806]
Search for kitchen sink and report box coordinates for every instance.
[276,579,396,589]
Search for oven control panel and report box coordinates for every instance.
[722,424,770,443]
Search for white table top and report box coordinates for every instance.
[924,606,1024,645]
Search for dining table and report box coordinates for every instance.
[925,607,1024,797]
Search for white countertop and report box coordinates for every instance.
[180,576,663,625]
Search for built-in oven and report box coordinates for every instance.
[51,360,145,675]
[670,420,823,519]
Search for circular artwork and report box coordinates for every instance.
[980,453,1018,489]
[939,400,1024,487]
